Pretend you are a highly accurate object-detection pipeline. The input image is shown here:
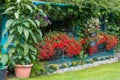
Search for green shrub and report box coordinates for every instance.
[105,56,111,60]
[100,57,105,61]
[71,61,79,67]
[31,61,46,77]
[93,57,99,61]
[47,64,59,73]
[60,63,68,69]
[85,60,93,64]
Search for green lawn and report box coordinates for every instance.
[9,61,120,80]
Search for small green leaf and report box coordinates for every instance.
[2,28,8,37]
[17,0,21,3]
[12,20,18,27]
[5,19,14,28]
[24,43,29,54]
[31,54,36,60]
[0,55,8,65]
[24,28,29,40]
[37,29,42,38]
[17,26,23,34]
[39,9,46,16]
[23,22,30,27]
[9,28,16,34]
[27,19,37,28]
[21,61,25,65]
[8,35,14,44]
[9,48,15,54]
[29,45,37,53]
[4,35,14,48]
[5,6,15,11]
[25,4,33,13]
[25,56,31,63]
[29,30,37,43]
[18,56,22,59]
[14,40,19,46]
[35,20,40,27]
[14,12,19,19]
[9,57,15,66]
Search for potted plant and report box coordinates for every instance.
[0,54,8,80]
[3,0,46,78]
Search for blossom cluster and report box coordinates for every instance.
[37,32,82,60]
[87,18,100,33]
[37,31,118,60]
[88,33,119,54]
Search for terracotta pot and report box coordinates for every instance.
[15,64,33,78]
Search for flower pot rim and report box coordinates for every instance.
[15,64,33,68]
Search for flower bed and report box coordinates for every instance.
[31,55,118,75]
[35,17,119,76]
[37,32,82,60]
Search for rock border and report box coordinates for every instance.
[54,57,118,73]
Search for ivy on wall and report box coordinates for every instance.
[35,0,120,51]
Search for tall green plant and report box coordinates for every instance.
[3,0,46,65]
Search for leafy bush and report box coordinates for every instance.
[60,63,68,69]
[31,61,46,77]
[71,61,79,67]
[47,64,59,73]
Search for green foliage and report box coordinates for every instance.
[48,64,59,73]
[36,0,120,53]
[71,61,79,67]
[36,0,120,39]
[60,63,68,69]
[0,54,8,66]
[93,57,99,61]
[31,61,46,77]
[3,0,46,66]
[99,57,105,61]
[77,50,88,61]
[105,56,111,60]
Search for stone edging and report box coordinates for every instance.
[54,58,118,73]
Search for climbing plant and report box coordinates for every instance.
[35,0,120,50]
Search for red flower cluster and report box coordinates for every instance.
[37,42,55,60]
[88,46,98,55]
[96,33,118,50]
[66,38,82,57]
[105,35,118,50]
[80,38,88,45]
[96,33,107,45]
[37,32,82,60]
[88,33,119,54]
[37,32,119,60]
